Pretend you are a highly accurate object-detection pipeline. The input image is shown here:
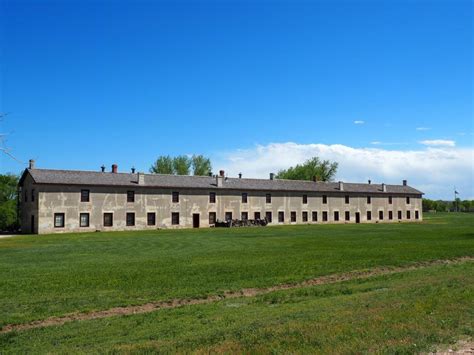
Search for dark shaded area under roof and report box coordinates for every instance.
[21,168,423,195]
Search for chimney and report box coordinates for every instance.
[28,159,35,169]
[219,170,225,177]
[312,175,317,182]
[131,167,136,174]
[101,165,105,172]
[238,173,242,179]
[112,164,118,173]
[368,179,371,185]
[403,179,407,186]
[137,172,145,185]
[270,173,275,180]
[208,171,213,177]
[382,183,387,192]
[339,181,344,191]
[216,174,224,187]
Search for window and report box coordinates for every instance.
[81,189,90,202]
[312,211,318,222]
[242,193,248,203]
[303,195,308,204]
[171,212,180,225]
[127,191,135,203]
[322,195,327,204]
[406,210,411,219]
[209,192,216,203]
[322,211,328,221]
[24,190,28,202]
[103,213,113,227]
[254,212,261,220]
[367,211,372,221]
[172,191,179,203]
[104,213,113,226]
[367,196,371,204]
[398,210,402,220]
[31,189,35,202]
[225,212,232,221]
[241,212,248,221]
[291,211,296,222]
[54,213,65,228]
[415,210,419,220]
[389,211,393,220]
[266,194,272,203]
[345,195,349,204]
[126,212,135,226]
[80,213,90,227]
[278,211,285,222]
[209,212,216,225]
[302,211,308,222]
[379,211,384,220]
[265,211,272,223]
[388,196,393,204]
[406,196,410,204]
[147,212,156,226]
[334,211,339,221]
[345,211,350,221]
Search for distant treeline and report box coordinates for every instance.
[423,198,474,213]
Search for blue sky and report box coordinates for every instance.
[1,0,472,199]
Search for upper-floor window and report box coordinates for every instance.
[172,191,179,203]
[127,191,135,203]
[266,194,272,203]
[303,195,308,204]
[54,213,65,228]
[31,189,35,202]
[406,196,410,204]
[209,192,216,203]
[388,196,393,204]
[242,193,248,203]
[81,189,90,202]
[367,196,372,204]
[345,195,349,204]
[322,195,327,204]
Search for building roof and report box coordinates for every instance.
[20,168,423,195]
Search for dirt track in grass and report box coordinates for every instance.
[1,256,473,334]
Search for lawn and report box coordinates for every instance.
[0,213,473,352]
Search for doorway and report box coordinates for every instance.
[193,214,200,228]
[355,212,360,224]
[31,215,35,234]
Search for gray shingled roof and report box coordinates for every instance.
[22,168,423,195]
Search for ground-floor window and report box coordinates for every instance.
[379,211,384,220]
[79,213,90,227]
[367,211,372,221]
[278,211,284,223]
[241,212,248,221]
[334,211,339,221]
[290,211,296,222]
[54,213,65,228]
[126,212,135,226]
[322,211,328,222]
[254,212,261,220]
[312,211,318,222]
[147,212,156,226]
[415,210,419,220]
[345,211,350,221]
[171,212,180,225]
[103,213,113,227]
[398,210,402,220]
[406,210,411,219]
[225,212,232,221]
[302,211,308,222]
[209,212,216,225]
[266,211,272,223]
[389,211,393,220]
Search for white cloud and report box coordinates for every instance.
[370,141,381,145]
[416,127,431,131]
[420,139,455,147]
[215,142,474,200]
[353,120,365,125]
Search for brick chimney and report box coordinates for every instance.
[382,183,387,192]
[131,167,136,174]
[29,159,35,169]
[339,181,344,191]
[238,173,242,179]
[138,172,145,185]
[403,179,407,186]
[101,165,105,172]
[112,164,118,173]
[270,173,275,180]
[368,179,371,185]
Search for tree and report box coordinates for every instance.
[149,156,174,174]
[173,155,192,175]
[192,155,212,176]
[276,157,338,182]
[0,174,19,231]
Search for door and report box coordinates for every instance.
[193,214,200,228]
[355,212,360,224]
[31,215,35,234]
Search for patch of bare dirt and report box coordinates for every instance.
[428,339,474,354]
[1,256,472,334]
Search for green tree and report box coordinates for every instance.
[173,155,192,175]
[192,155,212,176]
[149,156,174,174]
[276,157,338,182]
[0,173,18,231]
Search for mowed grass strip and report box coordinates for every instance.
[0,262,472,354]
[0,213,473,327]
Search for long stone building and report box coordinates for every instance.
[18,160,423,234]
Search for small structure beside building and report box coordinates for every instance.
[18,160,423,234]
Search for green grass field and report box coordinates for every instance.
[0,213,473,353]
